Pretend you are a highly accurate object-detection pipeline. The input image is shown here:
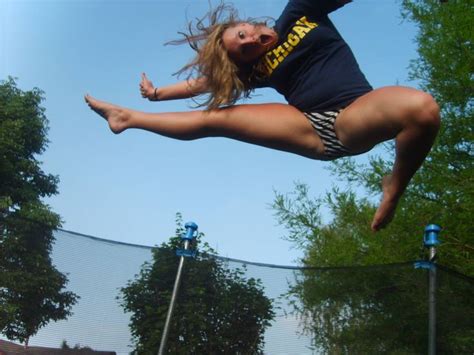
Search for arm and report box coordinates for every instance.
[140,73,208,102]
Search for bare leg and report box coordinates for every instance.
[335,86,440,231]
[84,95,326,159]
[85,86,440,232]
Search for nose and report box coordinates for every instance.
[244,34,259,44]
[244,26,259,42]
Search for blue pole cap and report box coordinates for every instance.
[182,222,198,241]
[424,224,441,247]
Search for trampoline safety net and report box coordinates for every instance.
[1,229,473,354]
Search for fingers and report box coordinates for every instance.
[139,72,155,99]
[140,73,146,87]
[139,73,148,98]
[140,84,147,98]
[141,72,151,86]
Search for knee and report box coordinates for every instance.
[410,92,441,131]
[199,108,230,137]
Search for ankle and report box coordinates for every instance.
[382,176,403,202]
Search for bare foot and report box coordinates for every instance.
[371,175,399,232]
[84,95,130,134]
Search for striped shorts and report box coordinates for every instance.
[304,110,355,161]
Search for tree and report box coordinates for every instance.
[119,215,275,354]
[286,262,473,353]
[0,77,78,345]
[272,0,473,351]
[60,340,94,351]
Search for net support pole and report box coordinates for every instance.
[158,222,198,355]
[424,224,441,355]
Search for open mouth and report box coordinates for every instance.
[260,34,272,44]
[259,32,278,49]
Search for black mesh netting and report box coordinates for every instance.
[2,229,473,354]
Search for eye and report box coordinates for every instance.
[238,31,245,39]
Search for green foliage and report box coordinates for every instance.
[0,78,59,207]
[119,214,275,354]
[287,264,474,353]
[402,0,473,111]
[0,77,78,344]
[273,181,428,267]
[398,0,473,276]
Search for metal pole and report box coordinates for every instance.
[428,261,437,355]
[158,222,198,355]
[424,224,441,355]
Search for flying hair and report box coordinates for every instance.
[166,2,269,110]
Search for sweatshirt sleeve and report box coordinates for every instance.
[289,0,351,18]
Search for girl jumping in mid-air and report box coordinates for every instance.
[86,0,440,231]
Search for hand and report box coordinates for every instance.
[139,73,156,100]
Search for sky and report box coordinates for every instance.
[1,0,419,266]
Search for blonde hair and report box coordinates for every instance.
[168,3,268,110]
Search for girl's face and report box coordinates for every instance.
[222,22,278,64]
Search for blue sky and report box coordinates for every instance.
[1,0,419,265]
